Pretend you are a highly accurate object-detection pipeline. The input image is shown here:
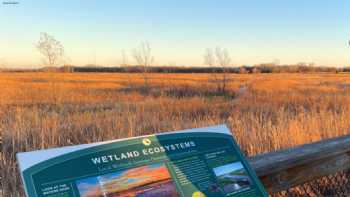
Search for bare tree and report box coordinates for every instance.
[36,32,64,67]
[204,46,232,94]
[203,48,215,67]
[120,49,128,67]
[215,47,231,67]
[132,41,154,91]
[215,47,231,93]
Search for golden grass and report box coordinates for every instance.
[2,72,350,196]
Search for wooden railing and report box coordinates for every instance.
[248,134,350,193]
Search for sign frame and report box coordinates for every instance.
[17,124,268,197]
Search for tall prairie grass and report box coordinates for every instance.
[1,72,350,196]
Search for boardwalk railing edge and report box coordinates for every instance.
[248,134,350,193]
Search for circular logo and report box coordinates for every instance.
[192,191,206,197]
[142,138,152,146]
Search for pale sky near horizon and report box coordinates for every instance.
[0,0,350,68]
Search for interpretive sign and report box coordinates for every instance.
[17,124,267,197]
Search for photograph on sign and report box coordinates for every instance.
[213,162,252,194]
[76,163,178,197]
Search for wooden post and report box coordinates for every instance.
[248,134,350,193]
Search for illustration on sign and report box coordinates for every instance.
[17,124,268,197]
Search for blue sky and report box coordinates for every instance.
[1,0,350,67]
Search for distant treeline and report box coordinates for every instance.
[2,64,350,73]
[54,65,350,73]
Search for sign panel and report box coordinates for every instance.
[17,124,267,197]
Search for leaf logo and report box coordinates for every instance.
[142,138,152,146]
[192,191,206,197]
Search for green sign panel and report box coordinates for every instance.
[17,124,267,197]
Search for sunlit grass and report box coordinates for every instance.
[1,72,350,196]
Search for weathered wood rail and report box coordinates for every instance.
[248,134,350,193]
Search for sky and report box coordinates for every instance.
[0,0,350,68]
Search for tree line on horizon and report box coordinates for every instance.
[4,64,345,74]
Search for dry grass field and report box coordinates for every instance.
[1,72,350,196]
